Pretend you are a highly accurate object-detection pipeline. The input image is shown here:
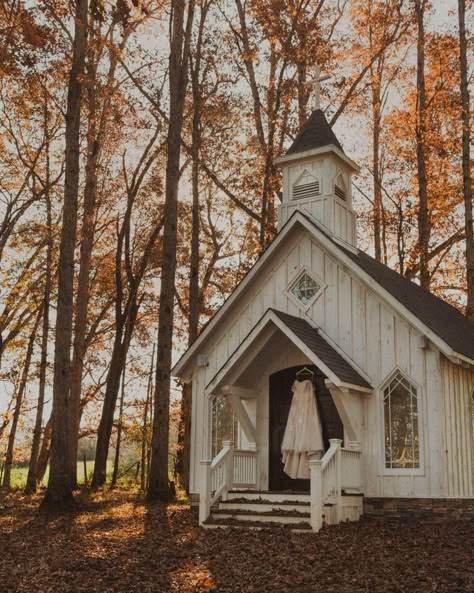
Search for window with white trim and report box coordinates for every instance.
[383,372,420,469]
[292,170,321,201]
[287,269,324,309]
[211,395,238,458]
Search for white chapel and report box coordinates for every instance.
[172,79,474,531]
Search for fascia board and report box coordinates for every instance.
[274,145,360,173]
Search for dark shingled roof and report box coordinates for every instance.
[271,309,372,389]
[337,246,474,361]
[286,109,343,155]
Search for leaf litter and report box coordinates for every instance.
[0,489,472,593]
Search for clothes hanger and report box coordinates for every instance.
[295,366,314,381]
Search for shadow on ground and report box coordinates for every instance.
[0,490,472,593]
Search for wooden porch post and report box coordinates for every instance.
[222,440,234,500]
[199,460,212,525]
[330,438,343,522]
[309,459,323,532]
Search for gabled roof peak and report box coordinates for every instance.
[286,109,343,155]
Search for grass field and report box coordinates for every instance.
[8,460,118,489]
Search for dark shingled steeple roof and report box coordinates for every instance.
[286,109,343,155]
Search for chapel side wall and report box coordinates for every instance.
[440,357,474,497]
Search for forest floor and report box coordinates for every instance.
[0,489,472,593]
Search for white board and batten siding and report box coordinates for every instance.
[441,357,474,497]
[188,225,474,500]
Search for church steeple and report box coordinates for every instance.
[275,71,360,248]
[286,109,343,155]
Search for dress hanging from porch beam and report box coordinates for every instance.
[281,379,324,479]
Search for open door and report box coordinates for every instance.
[269,365,343,491]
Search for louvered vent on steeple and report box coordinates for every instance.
[334,173,347,201]
[292,170,321,201]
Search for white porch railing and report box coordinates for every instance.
[233,448,258,488]
[341,446,362,493]
[200,438,362,529]
[310,438,362,531]
[200,441,258,524]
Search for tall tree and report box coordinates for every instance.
[41,0,89,509]
[148,0,195,502]
[413,0,430,290]
[457,0,473,319]
[175,0,213,493]
[25,148,53,494]
[91,132,163,489]
[349,0,409,262]
[68,6,135,488]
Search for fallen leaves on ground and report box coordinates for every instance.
[0,489,472,593]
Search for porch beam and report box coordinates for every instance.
[227,393,258,444]
[221,385,259,400]
[325,381,361,443]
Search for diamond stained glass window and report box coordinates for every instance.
[291,272,321,305]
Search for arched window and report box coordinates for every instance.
[334,173,347,201]
[292,170,321,201]
[383,372,420,469]
[211,395,238,458]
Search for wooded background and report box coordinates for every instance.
[0,0,471,505]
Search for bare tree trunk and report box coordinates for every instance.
[458,0,474,319]
[68,45,99,489]
[25,184,52,494]
[111,365,126,487]
[148,0,195,502]
[371,55,383,262]
[3,309,41,489]
[92,173,162,489]
[41,0,88,510]
[414,0,430,290]
[175,0,209,494]
[141,343,155,490]
[37,416,52,483]
[92,304,137,488]
[68,18,128,486]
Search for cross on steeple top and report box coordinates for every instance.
[307,66,332,110]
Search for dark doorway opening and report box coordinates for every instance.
[268,364,343,491]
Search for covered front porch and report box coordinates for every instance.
[198,309,373,531]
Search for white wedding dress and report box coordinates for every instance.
[281,379,324,479]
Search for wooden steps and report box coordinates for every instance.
[202,490,333,531]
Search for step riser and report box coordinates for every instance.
[227,492,310,503]
[218,502,309,513]
[202,523,313,533]
[210,512,310,525]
